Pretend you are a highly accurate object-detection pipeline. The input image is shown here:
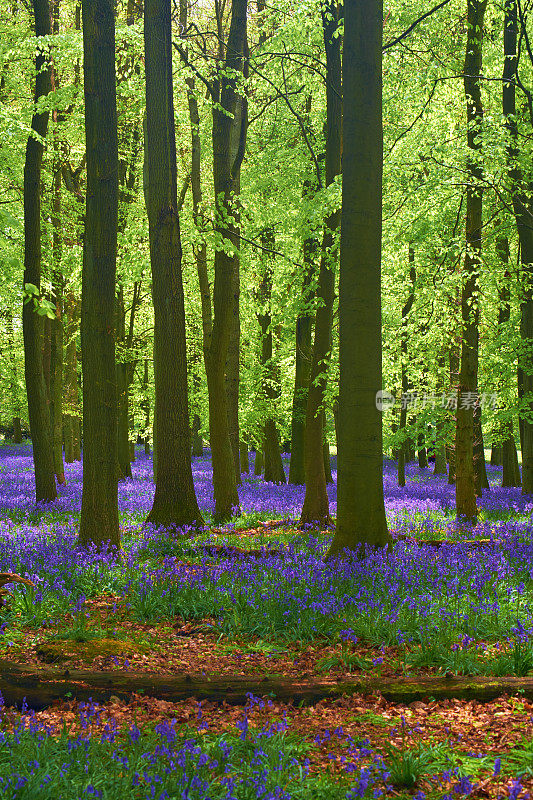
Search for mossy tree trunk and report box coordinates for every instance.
[327,0,391,557]
[78,0,119,549]
[144,0,203,530]
[23,0,57,503]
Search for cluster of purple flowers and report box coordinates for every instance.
[0,445,531,526]
[0,445,532,649]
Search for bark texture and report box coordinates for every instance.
[79,0,120,549]
[23,0,57,503]
[206,0,247,520]
[327,0,391,556]
[144,0,203,529]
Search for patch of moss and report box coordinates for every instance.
[37,638,149,664]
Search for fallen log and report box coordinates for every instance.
[2,660,533,710]
[200,544,284,558]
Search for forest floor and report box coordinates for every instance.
[0,444,533,798]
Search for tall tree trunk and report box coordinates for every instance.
[116,289,132,479]
[78,0,119,548]
[206,0,247,521]
[473,405,490,494]
[434,354,448,476]
[185,78,210,464]
[300,0,341,524]
[144,0,202,529]
[116,108,142,480]
[496,235,521,487]
[503,0,533,493]
[455,0,486,524]
[288,177,317,485]
[327,0,391,557]
[491,443,502,465]
[191,414,203,457]
[448,338,459,484]
[23,0,57,503]
[141,358,151,455]
[434,440,447,475]
[398,250,416,488]
[63,292,81,462]
[226,263,241,483]
[239,440,249,473]
[502,429,521,487]
[13,418,22,443]
[323,434,333,484]
[253,447,264,476]
[7,311,23,443]
[258,228,286,485]
[185,74,212,369]
[418,434,428,469]
[50,0,65,485]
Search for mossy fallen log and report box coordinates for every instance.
[1,660,533,710]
